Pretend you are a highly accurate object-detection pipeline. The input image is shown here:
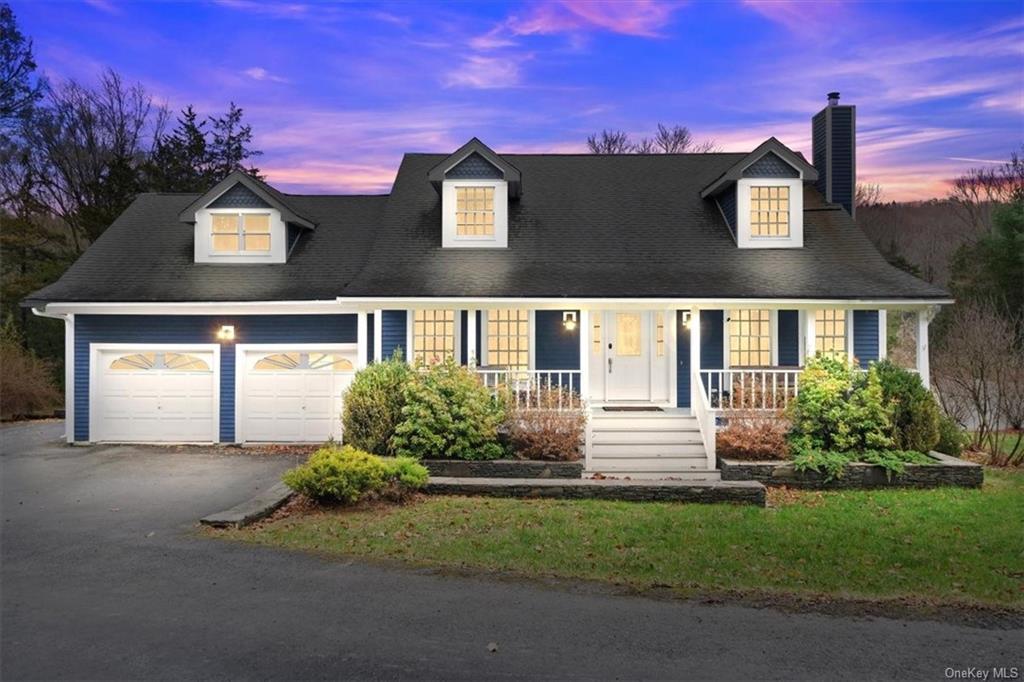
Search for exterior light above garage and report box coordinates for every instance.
[216,325,235,341]
[562,311,577,331]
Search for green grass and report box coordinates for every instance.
[225,469,1024,608]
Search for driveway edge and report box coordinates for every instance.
[200,481,294,528]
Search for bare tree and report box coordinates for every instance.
[855,183,883,207]
[932,299,1023,464]
[586,124,718,154]
[948,146,1024,232]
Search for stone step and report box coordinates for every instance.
[587,457,709,472]
[585,469,722,482]
[590,442,707,458]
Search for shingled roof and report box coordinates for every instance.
[24,152,948,306]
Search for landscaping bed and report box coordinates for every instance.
[422,459,583,479]
[719,451,983,489]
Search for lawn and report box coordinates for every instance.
[224,469,1024,608]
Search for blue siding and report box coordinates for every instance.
[75,314,357,443]
[535,310,579,370]
[853,310,879,368]
[716,187,737,233]
[831,107,855,216]
[743,152,799,178]
[445,152,502,179]
[778,310,800,367]
[207,183,271,208]
[458,311,482,365]
[366,313,375,365]
[381,310,407,361]
[700,310,724,397]
[676,311,691,408]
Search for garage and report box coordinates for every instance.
[237,345,357,442]
[91,346,218,442]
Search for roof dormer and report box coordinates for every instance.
[428,138,521,249]
[178,171,315,264]
[701,138,818,250]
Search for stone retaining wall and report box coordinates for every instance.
[719,451,982,489]
[422,459,584,479]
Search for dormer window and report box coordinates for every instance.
[456,187,495,237]
[211,212,272,253]
[749,186,790,238]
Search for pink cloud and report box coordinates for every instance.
[443,55,523,89]
[263,162,397,194]
[742,0,848,37]
[507,0,684,38]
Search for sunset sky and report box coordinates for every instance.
[14,0,1024,201]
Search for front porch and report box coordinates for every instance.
[367,303,937,477]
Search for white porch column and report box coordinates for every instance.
[578,309,590,401]
[356,312,368,369]
[466,309,478,366]
[689,308,701,411]
[917,309,931,389]
[878,309,888,360]
[804,309,817,362]
[373,309,383,362]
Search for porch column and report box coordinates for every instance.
[804,309,817,362]
[466,309,478,366]
[373,309,383,362]
[917,308,931,389]
[878,309,888,360]
[578,309,590,401]
[356,311,368,370]
[689,308,701,411]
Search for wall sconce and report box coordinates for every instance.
[681,311,692,329]
[562,311,578,331]
[216,325,235,341]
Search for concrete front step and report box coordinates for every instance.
[585,469,722,481]
[425,476,764,506]
[590,417,699,431]
[590,442,707,458]
[591,428,703,445]
[587,457,709,472]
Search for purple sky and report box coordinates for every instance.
[15,0,1024,200]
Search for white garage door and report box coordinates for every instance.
[240,348,356,442]
[93,348,217,442]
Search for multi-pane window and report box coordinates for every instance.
[486,309,529,369]
[592,316,602,356]
[412,309,455,365]
[815,309,848,359]
[212,213,271,252]
[729,309,772,367]
[615,313,642,356]
[749,186,790,237]
[455,186,495,237]
[110,352,210,372]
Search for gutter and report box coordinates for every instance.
[30,307,74,444]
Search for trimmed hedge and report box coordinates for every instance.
[283,445,428,504]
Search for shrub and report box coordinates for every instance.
[935,414,968,456]
[873,359,941,453]
[793,448,931,482]
[392,358,506,460]
[0,318,61,420]
[787,355,892,454]
[341,353,412,457]
[503,386,585,461]
[716,409,790,460]
[282,444,428,504]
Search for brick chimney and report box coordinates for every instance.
[812,91,857,217]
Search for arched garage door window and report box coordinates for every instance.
[252,352,354,371]
[109,352,210,372]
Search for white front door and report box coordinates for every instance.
[605,311,651,401]
[93,347,217,442]
[240,347,356,442]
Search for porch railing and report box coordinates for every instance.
[699,369,803,411]
[691,368,717,468]
[475,369,583,411]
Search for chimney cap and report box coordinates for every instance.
[827,91,841,105]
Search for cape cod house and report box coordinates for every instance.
[26,93,951,478]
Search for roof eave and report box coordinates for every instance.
[176,170,317,229]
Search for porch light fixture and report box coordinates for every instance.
[681,311,692,328]
[216,325,235,341]
[562,311,577,331]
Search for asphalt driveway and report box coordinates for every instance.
[2,422,1020,681]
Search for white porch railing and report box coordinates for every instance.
[691,368,717,468]
[699,368,803,411]
[476,369,583,410]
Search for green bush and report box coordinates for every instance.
[787,355,893,454]
[936,414,968,456]
[282,444,428,504]
[873,359,941,454]
[392,358,506,460]
[341,353,412,457]
[793,448,931,482]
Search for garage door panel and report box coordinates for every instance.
[241,349,356,443]
[94,349,216,443]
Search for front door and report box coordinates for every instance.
[605,311,651,401]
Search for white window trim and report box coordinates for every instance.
[194,207,288,264]
[406,309,461,365]
[442,180,509,249]
[480,309,535,370]
[723,309,775,369]
[234,343,357,443]
[736,178,804,249]
[208,209,274,257]
[88,343,221,444]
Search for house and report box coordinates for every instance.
[26,93,951,478]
